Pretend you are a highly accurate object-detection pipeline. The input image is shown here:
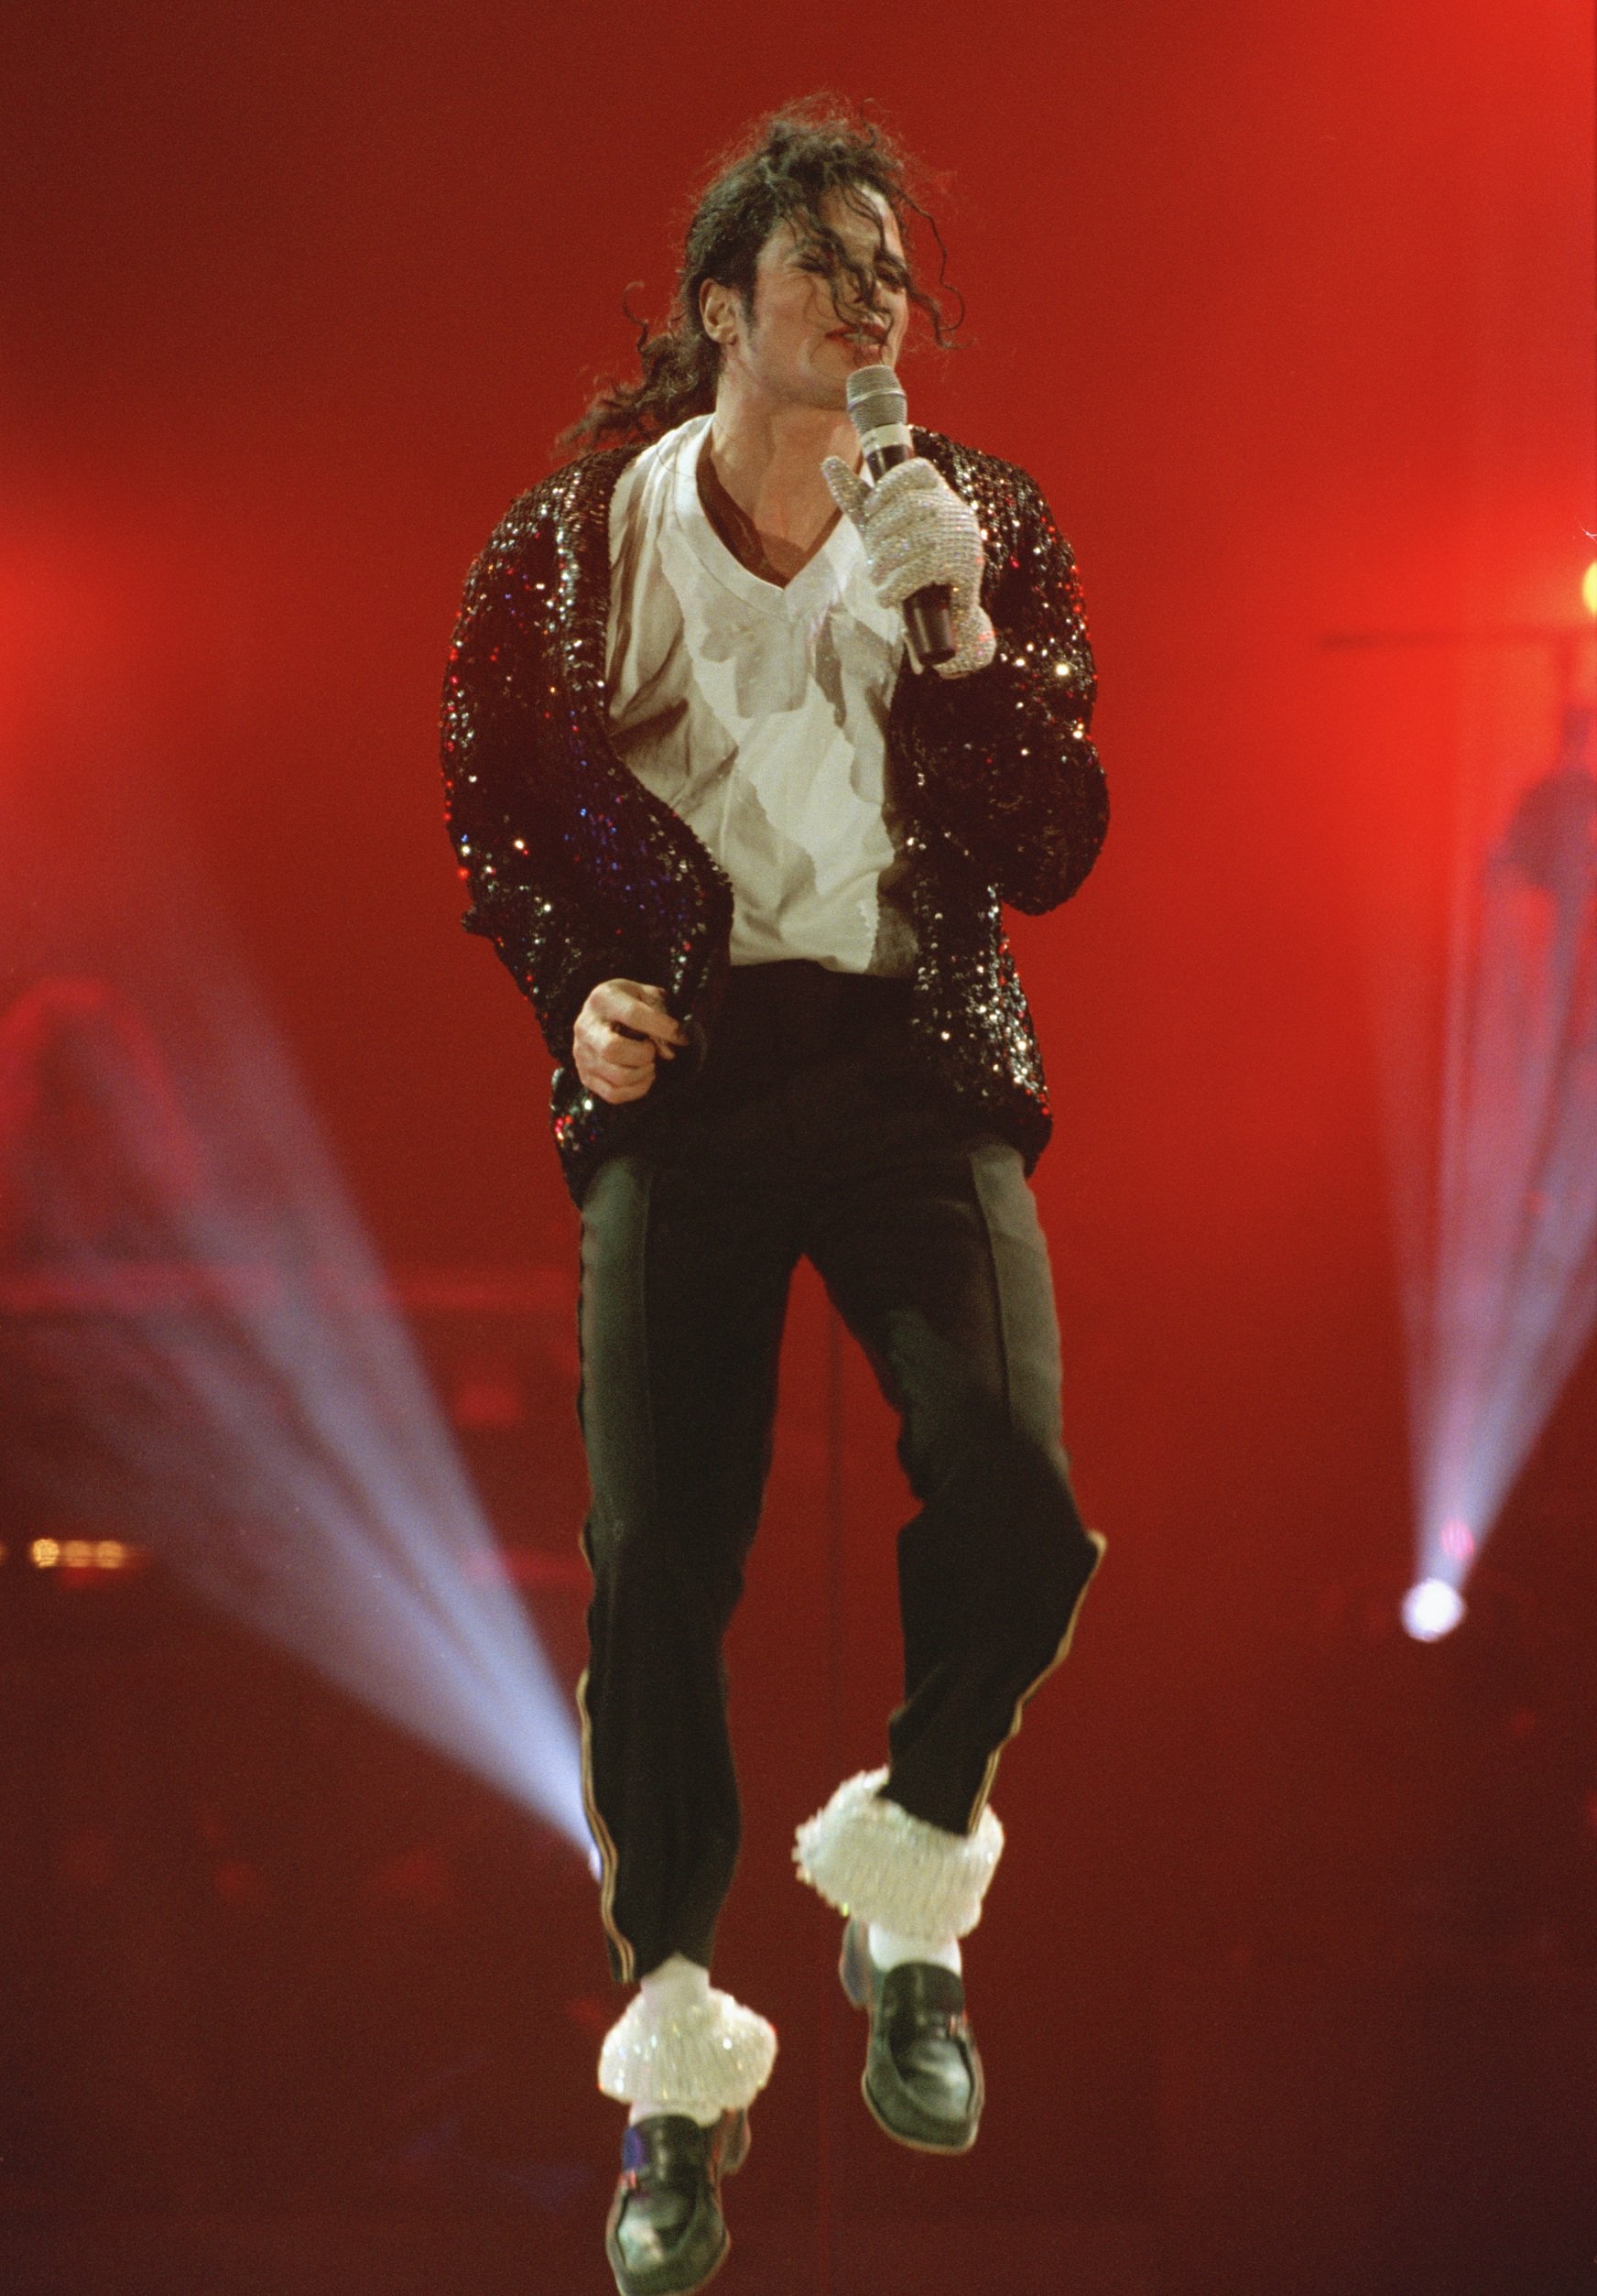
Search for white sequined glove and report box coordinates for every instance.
[821,455,996,678]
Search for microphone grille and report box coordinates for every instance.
[845,363,907,431]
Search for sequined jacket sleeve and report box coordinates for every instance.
[440,493,620,1064]
[895,439,1106,915]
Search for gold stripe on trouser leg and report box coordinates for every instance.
[576,1664,636,1986]
[962,1528,1107,1834]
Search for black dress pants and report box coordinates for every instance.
[575,963,1102,1983]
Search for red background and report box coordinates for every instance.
[3,4,1594,2290]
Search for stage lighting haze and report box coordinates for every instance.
[1392,711,1597,1602]
[0,974,591,1854]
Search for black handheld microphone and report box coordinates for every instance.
[844,364,956,668]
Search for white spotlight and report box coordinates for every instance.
[1401,1576,1467,1642]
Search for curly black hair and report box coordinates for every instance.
[564,99,961,450]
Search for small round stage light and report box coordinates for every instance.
[1401,1577,1466,1642]
[1583,560,1597,618]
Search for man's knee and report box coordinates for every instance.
[988,1454,1101,1651]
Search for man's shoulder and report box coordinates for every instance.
[485,442,644,554]
[913,429,1043,498]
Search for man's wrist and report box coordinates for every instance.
[934,606,996,680]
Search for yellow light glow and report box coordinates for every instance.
[62,1540,92,1569]
[30,1538,61,1569]
[1583,560,1597,618]
[94,1541,126,1570]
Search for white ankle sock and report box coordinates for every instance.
[625,1956,722,2127]
[867,1922,962,1976]
[639,1953,712,2015]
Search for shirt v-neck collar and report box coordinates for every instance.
[669,416,856,617]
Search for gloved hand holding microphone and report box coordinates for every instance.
[821,363,996,680]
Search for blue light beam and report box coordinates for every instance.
[1404,712,1597,1594]
[0,974,592,1852]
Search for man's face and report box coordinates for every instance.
[707,187,911,413]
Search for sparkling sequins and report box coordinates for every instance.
[597,1985,777,2115]
[440,430,1106,1200]
[793,1767,1005,1940]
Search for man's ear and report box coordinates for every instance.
[700,277,738,347]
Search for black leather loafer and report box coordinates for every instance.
[839,1916,983,2152]
[603,2107,750,2296]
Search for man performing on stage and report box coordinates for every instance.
[441,104,1108,2296]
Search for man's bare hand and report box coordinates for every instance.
[573,980,690,1104]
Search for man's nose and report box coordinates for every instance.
[835,293,884,333]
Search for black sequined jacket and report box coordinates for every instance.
[440,429,1107,1201]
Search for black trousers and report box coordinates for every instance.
[575,963,1103,1983]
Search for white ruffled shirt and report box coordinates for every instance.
[604,414,917,975]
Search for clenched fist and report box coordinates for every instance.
[573,979,689,1105]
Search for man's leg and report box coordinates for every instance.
[794,1097,1103,2144]
[579,1141,791,1980]
[577,1137,793,2291]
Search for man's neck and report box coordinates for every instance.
[705,386,860,582]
